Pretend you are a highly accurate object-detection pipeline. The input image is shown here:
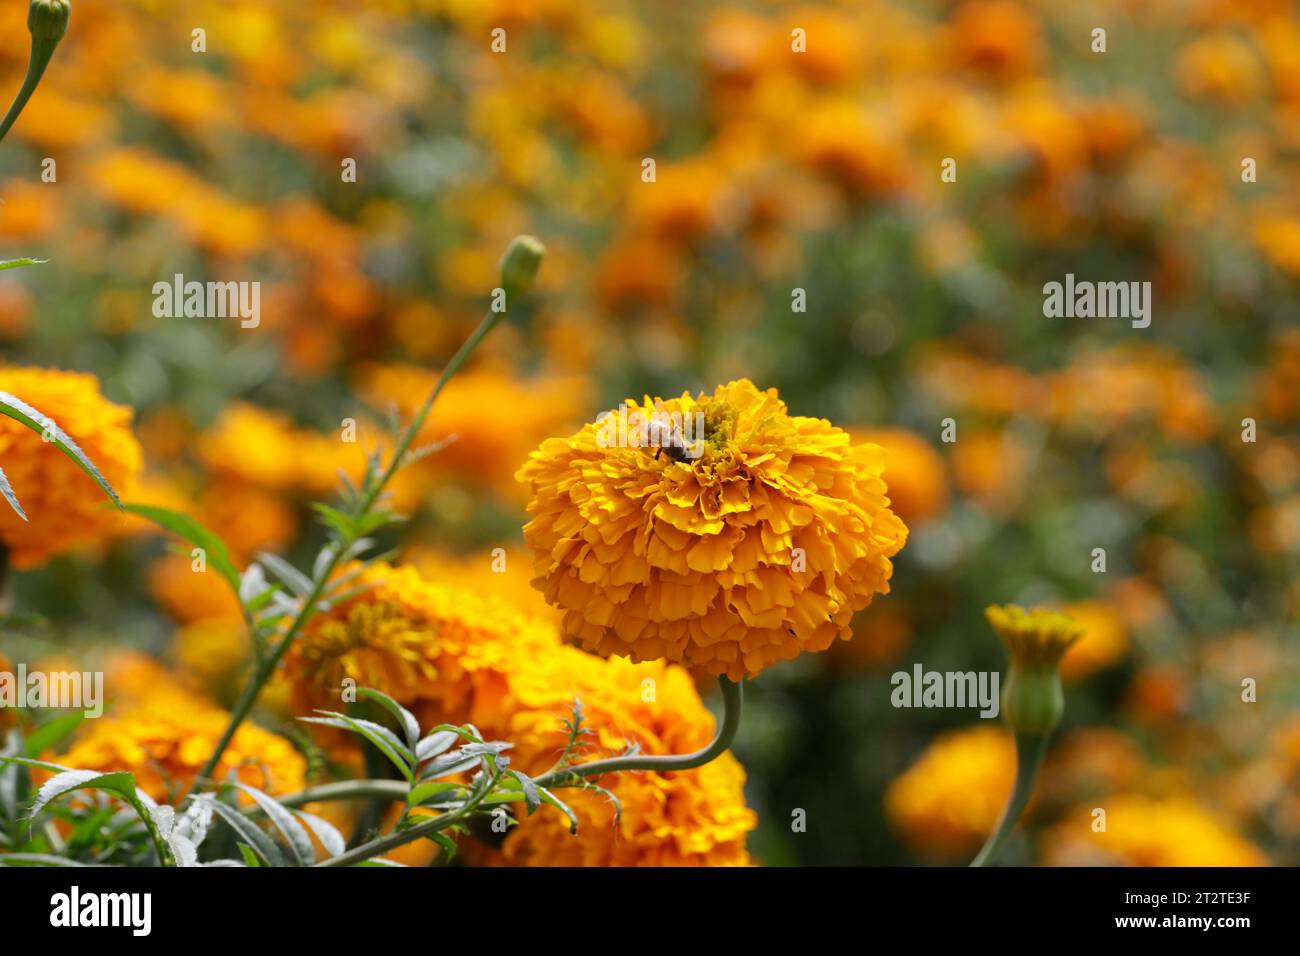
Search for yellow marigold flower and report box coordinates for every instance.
[148,552,243,624]
[477,649,755,866]
[851,427,948,526]
[986,604,1083,671]
[1057,600,1129,681]
[0,366,142,569]
[196,403,307,492]
[517,379,908,680]
[285,563,756,865]
[355,360,585,501]
[1041,728,1148,804]
[1254,213,1300,277]
[885,726,1017,857]
[951,425,1027,515]
[44,667,305,802]
[1176,34,1264,105]
[172,617,251,689]
[945,0,1044,82]
[794,101,910,200]
[404,545,561,625]
[1042,795,1267,867]
[284,562,557,731]
[197,402,371,499]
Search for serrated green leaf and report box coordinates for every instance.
[257,552,313,597]
[0,392,123,510]
[295,809,345,859]
[418,750,481,782]
[537,785,579,835]
[426,830,458,862]
[415,730,459,763]
[407,780,462,807]
[234,783,314,866]
[356,687,421,754]
[0,465,26,521]
[30,769,137,820]
[507,770,541,815]
[209,798,284,867]
[123,503,241,593]
[299,713,413,781]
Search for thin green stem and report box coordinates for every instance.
[286,678,743,866]
[532,677,743,788]
[315,768,500,868]
[187,300,515,796]
[0,41,56,146]
[969,731,1048,867]
[276,779,409,808]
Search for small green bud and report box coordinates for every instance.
[28,0,70,46]
[499,235,545,294]
[1001,664,1065,735]
[985,604,1081,735]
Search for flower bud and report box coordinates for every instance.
[28,0,70,47]
[499,235,545,294]
[1000,665,1065,735]
[985,604,1082,735]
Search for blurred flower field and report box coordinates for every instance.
[1,0,1299,867]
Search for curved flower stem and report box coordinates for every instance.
[532,677,743,788]
[969,731,1048,867]
[0,35,59,146]
[306,679,743,866]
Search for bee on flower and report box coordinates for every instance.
[517,378,908,680]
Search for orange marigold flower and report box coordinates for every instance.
[284,562,557,733]
[354,361,585,501]
[1057,600,1129,681]
[0,366,142,569]
[470,646,755,866]
[885,725,1017,858]
[985,604,1083,670]
[1042,794,1267,866]
[851,427,948,525]
[44,664,305,802]
[517,379,908,680]
[284,562,755,865]
[148,552,243,624]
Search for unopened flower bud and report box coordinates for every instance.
[28,0,70,47]
[499,235,545,294]
[985,604,1082,735]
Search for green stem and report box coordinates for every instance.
[187,298,517,796]
[276,779,409,808]
[533,677,742,788]
[284,678,743,866]
[0,40,57,146]
[969,731,1048,867]
[315,769,500,868]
